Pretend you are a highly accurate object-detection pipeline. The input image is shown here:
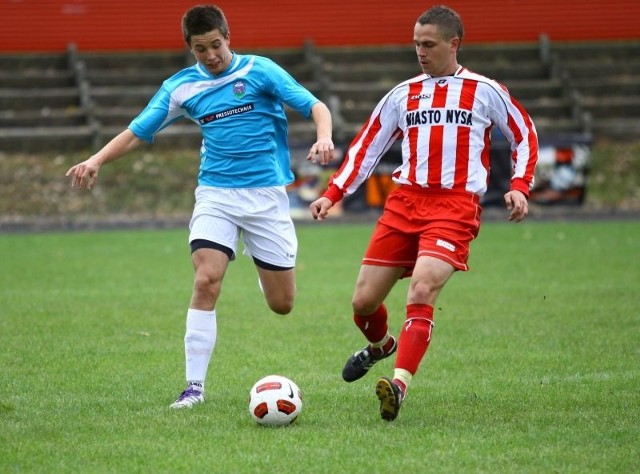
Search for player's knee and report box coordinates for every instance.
[408,279,442,303]
[268,298,294,315]
[261,277,295,315]
[193,272,220,299]
[351,294,379,316]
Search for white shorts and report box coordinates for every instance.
[188,186,297,268]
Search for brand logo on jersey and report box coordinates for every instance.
[405,108,473,127]
[436,239,456,252]
[233,81,246,98]
[437,79,447,84]
[199,103,254,124]
[410,93,432,100]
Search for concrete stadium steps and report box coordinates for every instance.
[591,118,639,140]
[465,62,549,81]
[1,40,638,153]
[98,123,201,150]
[0,87,81,110]
[0,69,75,88]
[91,107,142,127]
[551,41,640,140]
[0,52,90,151]
[84,68,178,87]
[563,59,640,79]
[581,96,640,140]
[0,125,96,152]
[457,43,543,63]
[0,54,80,116]
[0,53,70,73]
[551,41,640,61]
[0,108,88,128]
[318,45,417,65]
[572,76,640,97]
[322,62,419,85]
[77,51,191,70]
[459,43,549,80]
[89,85,157,108]
[529,117,584,135]
[246,48,315,80]
[581,96,640,117]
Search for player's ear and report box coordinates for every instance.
[451,36,461,53]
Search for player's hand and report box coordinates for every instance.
[66,157,101,190]
[306,138,335,165]
[309,196,333,220]
[504,190,529,222]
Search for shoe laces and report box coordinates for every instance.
[355,346,383,367]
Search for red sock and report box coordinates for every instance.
[353,304,388,344]
[394,304,434,375]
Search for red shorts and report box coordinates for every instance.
[363,186,482,276]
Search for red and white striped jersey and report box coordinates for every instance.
[325,65,538,202]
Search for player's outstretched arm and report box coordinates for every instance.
[66,129,142,190]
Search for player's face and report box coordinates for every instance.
[190,29,232,76]
[413,22,460,77]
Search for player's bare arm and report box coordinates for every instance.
[66,129,142,190]
[504,190,529,223]
[306,102,334,165]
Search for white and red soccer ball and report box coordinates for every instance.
[249,375,302,426]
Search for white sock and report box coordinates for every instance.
[184,308,217,389]
[371,333,391,349]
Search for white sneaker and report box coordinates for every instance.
[170,385,204,409]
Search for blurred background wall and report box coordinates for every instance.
[2,0,639,53]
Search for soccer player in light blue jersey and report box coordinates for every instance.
[66,4,335,409]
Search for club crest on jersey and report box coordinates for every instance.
[233,81,246,99]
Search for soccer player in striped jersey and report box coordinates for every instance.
[66,5,334,409]
[310,4,538,421]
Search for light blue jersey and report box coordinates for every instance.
[129,53,319,188]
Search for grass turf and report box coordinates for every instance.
[0,221,638,473]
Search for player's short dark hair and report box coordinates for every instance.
[417,5,464,45]
[182,4,230,45]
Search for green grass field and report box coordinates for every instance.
[1,220,638,473]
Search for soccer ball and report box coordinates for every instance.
[249,375,302,426]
